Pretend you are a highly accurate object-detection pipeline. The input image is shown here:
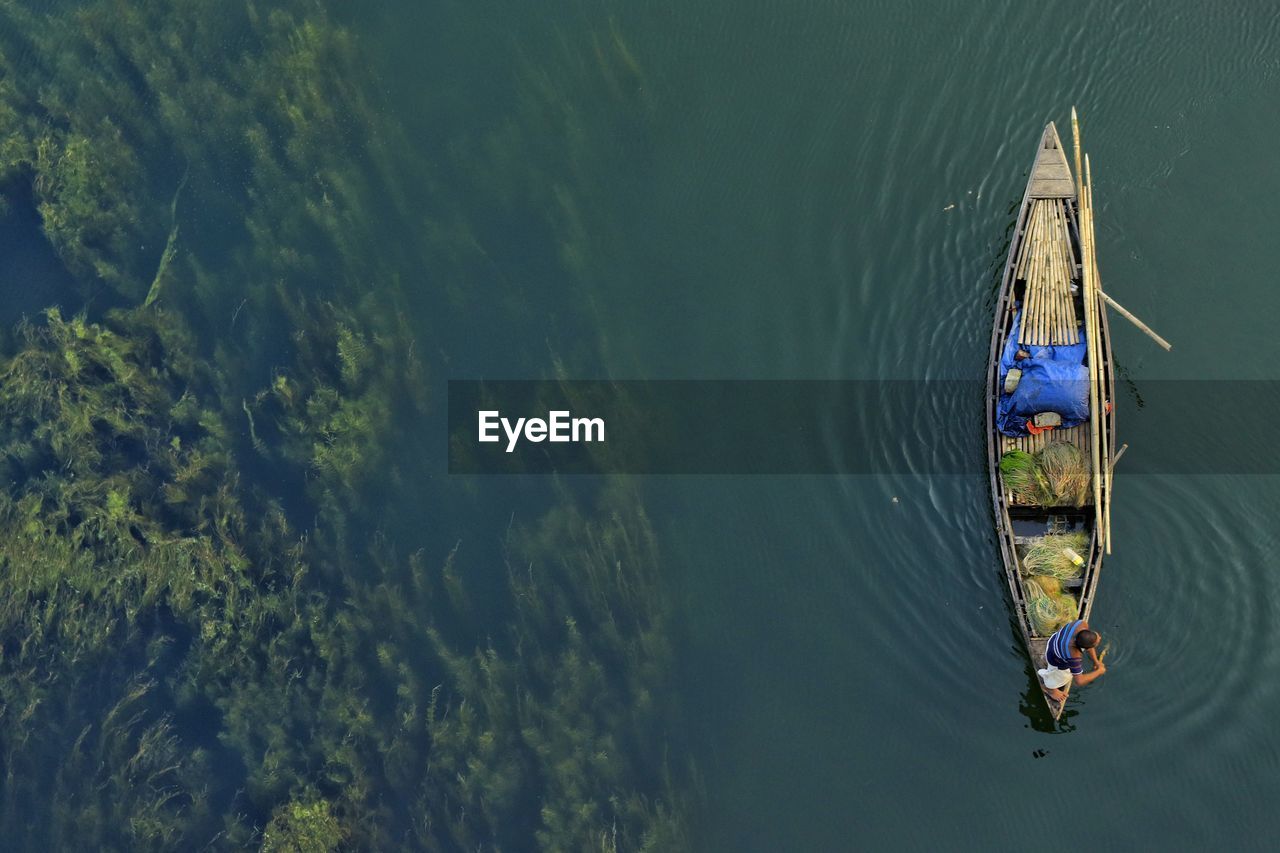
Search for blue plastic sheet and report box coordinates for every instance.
[997,309,1089,437]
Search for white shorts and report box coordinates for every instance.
[1037,664,1072,689]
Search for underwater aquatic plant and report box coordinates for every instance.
[0,307,692,850]
[261,797,346,852]
[0,0,692,848]
[0,307,273,847]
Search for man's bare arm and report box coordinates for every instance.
[1073,658,1106,686]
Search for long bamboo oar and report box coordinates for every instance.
[1081,154,1106,547]
[1098,290,1173,351]
[1073,112,1173,352]
[1109,443,1129,473]
[1085,159,1113,553]
[1092,191,1114,553]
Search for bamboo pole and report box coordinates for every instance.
[1047,212,1059,342]
[1019,201,1041,278]
[1080,154,1105,544]
[1090,160,1111,555]
[1109,443,1128,472]
[1020,202,1044,344]
[1027,205,1039,344]
[1088,177,1114,553]
[1016,202,1040,346]
[1032,203,1049,344]
[1028,204,1041,345]
[1015,205,1032,279]
[1059,202,1077,343]
[1045,202,1059,342]
[1091,179,1112,552]
[1064,201,1080,343]
[1039,203,1053,345]
[1051,201,1068,342]
[1098,290,1173,351]
[1016,204,1031,342]
[1071,109,1086,345]
[1044,202,1056,345]
[1071,107,1083,200]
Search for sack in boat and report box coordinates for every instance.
[1038,665,1072,689]
[995,310,1090,437]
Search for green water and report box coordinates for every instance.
[1,0,1278,849]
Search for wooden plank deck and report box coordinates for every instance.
[1028,121,1075,198]
[1002,422,1090,457]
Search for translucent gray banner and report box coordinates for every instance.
[447,380,1279,474]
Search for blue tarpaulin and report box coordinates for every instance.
[997,310,1090,437]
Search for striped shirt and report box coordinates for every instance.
[1046,620,1084,674]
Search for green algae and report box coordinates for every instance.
[261,797,346,852]
[0,309,689,850]
[0,0,689,849]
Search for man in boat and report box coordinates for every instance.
[1038,619,1106,702]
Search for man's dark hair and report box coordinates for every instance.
[1075,629,1099,649]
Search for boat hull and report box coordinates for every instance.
[985,121,1116,721]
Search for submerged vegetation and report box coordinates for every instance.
[0,0,689,849]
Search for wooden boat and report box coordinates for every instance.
[986,120,1116,720]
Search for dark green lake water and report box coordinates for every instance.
[3,0,1279,849]
[389,1,1280,848]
